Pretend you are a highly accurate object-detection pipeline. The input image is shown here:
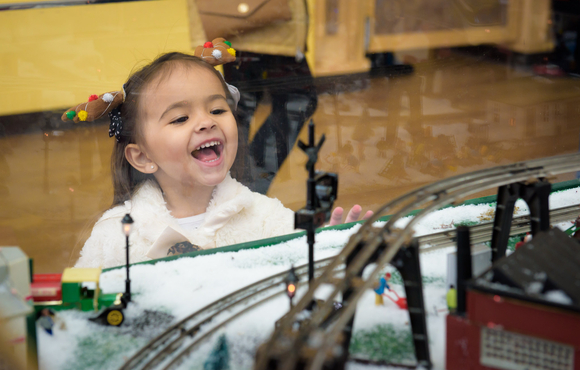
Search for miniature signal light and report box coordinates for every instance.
[285,266,298,309]
[287,283,296,298]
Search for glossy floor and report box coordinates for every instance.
[1,54,579,273]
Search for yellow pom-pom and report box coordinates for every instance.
[227,47,236,57]
[78,110,88,121]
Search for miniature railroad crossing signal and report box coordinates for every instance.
[294,121,338,285]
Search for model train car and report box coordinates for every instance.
[31,267,127,326]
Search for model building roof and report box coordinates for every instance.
[62,267,102,283]
[472,228,580,311]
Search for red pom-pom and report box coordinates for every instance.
[204,42,213,48]
[88,94,99,102]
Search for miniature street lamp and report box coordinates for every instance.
[285,266,298,309]
[121,213,134,303]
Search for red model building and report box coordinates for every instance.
[447,228,580,370]
[30,273,62,302]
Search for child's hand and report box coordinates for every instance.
[328,205,373,226]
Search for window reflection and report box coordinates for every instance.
[224,53,317,193]
[374,0,508,35]
[0,0,579,274]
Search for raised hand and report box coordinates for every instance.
[328,205,374,226]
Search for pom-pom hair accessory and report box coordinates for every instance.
[102,93,114,103]
[194,37,236,66]
[61,90,123,124]
[78,110,88,121]
[61,87,125,141]
[62,37,238,141]
[194,38,240,109]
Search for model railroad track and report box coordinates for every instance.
[420,203,579,252]
[120,208,578,369]
[119,193,579,369]
[256,153,580,370]
[119,258,341,370]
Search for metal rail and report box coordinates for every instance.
[421,204,579,251]
[257,153,580,370]
[119,258,337,370]
[121,201,579,369]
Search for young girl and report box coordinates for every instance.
[68,48,369,269]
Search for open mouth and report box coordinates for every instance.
[191,140,223,163]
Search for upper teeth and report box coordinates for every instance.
[196,141,220,151]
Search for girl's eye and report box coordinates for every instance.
[170,116,188,124]
[211,109,227,115]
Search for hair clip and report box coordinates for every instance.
[108,107,123,142]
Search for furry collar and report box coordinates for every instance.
[119,173,253,255]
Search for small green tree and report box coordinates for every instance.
[204,334,230,370]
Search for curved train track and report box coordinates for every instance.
[256,152,580,370]
[120,153,580,370]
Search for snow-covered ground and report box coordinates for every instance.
[37,187,580,370]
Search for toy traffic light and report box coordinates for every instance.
[285,266,298,308]
[295,121,338,285]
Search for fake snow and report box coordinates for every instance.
[544,290,573,305]
[37,186,580,370]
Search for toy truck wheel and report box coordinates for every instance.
[106,309,124,326]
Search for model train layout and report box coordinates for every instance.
[3,151,580,370]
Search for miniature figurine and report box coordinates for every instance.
[446,285,457,313]
[515,232,533,250]
[573,216,580,240]
[37,308,55,335]
[515,236,526,250]
[373,272,391,306]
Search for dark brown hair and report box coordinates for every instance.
[110,52,238,206]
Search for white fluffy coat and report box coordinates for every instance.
[76,174,295,268]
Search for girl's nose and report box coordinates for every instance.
[194,115,217,132]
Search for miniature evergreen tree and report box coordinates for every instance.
[203,334,230,370]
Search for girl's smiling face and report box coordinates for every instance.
[137,63,238,191]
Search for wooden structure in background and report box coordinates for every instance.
[305,0,371,77]
[0,0,556,114]
[306,0,554,76]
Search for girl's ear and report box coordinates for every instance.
[125,144,157,174]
